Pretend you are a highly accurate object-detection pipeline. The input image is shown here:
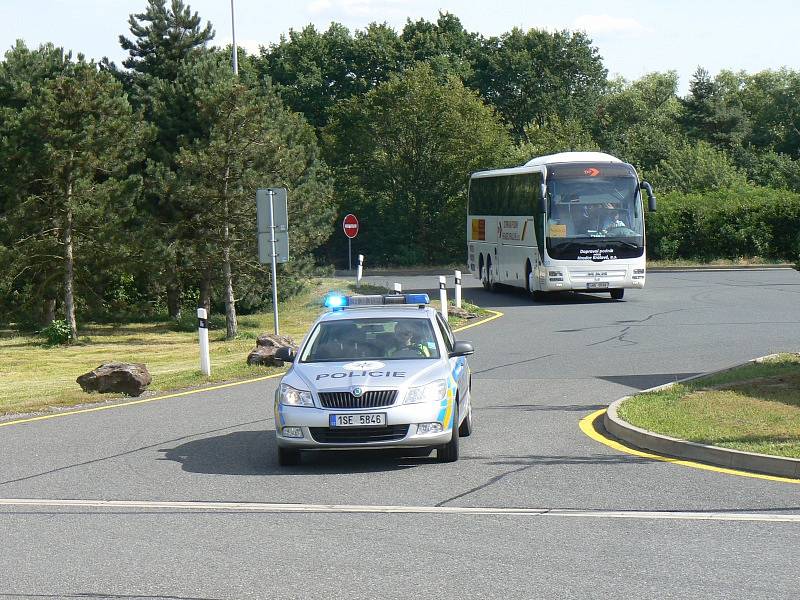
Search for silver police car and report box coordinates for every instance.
[273,293,474,466]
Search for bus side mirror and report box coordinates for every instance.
[640,181,656,212]
[538,184,547,214]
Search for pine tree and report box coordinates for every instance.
[173,54,335,339]
[120,0,214,82]
[119,0,215,319]
[2,50,148,340]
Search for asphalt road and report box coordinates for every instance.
[1,269,799,599]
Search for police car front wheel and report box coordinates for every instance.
[436,405,459,463]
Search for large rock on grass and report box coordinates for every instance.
[248,334,297,366]
[76,362,152,397]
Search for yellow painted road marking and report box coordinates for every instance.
[580,409,800,485]
[453,309,504,332]
[1,498,798,522]
[0,308,504,429]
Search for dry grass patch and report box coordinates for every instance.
[0,278,487,417]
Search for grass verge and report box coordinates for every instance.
[618,353,800,459]
[0,278,488,417]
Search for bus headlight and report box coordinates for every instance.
[404,380,447,404]
[279,384,314,407]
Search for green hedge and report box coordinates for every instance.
[646,187,800,262]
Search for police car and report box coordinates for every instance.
[272,293,474,466]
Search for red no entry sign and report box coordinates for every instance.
[342,213,359,239]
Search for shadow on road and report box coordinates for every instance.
[477,403,607,412]
[596,373,701,390]
[159,430,436,476]
[391,281,621,309]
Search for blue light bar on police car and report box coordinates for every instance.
[323,293,430,309]
[323,294,347,308]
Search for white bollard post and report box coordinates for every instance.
[197,307,211,376]
[438,275,448,322]
[394,282,402,293]
[454,270,462,308]
[356,254,364,289]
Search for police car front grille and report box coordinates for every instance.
[318,390,398,409]
[309,425,409,444]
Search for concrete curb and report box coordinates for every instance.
[604,355,800,479]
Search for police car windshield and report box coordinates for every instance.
[300,317,440,362]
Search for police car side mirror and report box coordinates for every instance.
[275,346,296,363]
[449,341,474,357]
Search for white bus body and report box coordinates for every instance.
[467,152,656,300]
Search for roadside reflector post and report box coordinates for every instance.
[454,270,462,308]
[356,254,364,288]
[394,282,402,293]
[439,275,448,322]
[197,307,211,376]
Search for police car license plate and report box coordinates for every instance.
[329,413,387,428]
[587,282,609,289]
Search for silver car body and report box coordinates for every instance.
[274,303,471,451]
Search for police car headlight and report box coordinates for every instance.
[404,380,447,404]
[279,384,314,407]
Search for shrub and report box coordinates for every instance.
[646,186,800,262]
[41,320,72,345]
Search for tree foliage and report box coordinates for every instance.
[171,53,335,336]
[5,2,800,332]
[0,45,149,336]
[324,64,512,264]
[119,0,214,81]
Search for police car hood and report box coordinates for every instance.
[289,359,446,392]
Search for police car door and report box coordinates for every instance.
[435,313,466,418]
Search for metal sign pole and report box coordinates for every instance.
[268,189,280,335]
[348,237,352,272]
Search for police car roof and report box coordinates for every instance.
[318,305,437,322]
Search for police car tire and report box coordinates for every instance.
[278,447,301,466]
[458,404,473,437]
[610,289,625,300]
[437,405,459,463]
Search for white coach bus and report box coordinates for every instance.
[467,152,656,300]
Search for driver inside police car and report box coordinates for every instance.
[388,321,431,357]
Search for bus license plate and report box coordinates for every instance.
[330,413,387,428]
[587,282,609,289]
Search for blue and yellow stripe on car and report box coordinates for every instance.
[437,357,465,429]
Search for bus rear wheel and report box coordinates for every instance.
[610,289,625,300]
[482,256,495,291]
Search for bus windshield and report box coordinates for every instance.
[546,175,643,261]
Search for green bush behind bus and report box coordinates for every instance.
[646,187,800,263]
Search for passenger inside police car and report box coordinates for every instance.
[315,322,361,359]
